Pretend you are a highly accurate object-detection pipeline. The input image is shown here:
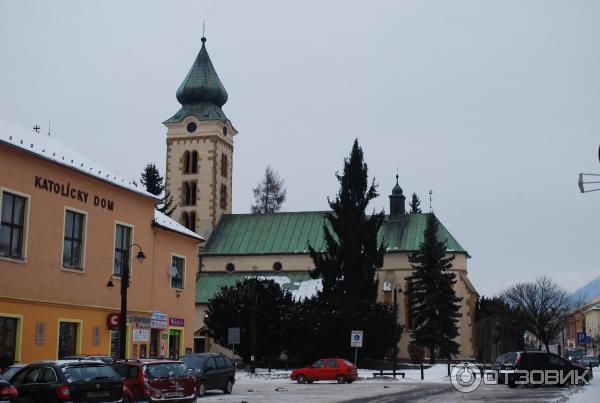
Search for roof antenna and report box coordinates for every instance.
[429,190,433,212]
[48,120,51,136]
[33,124,40,133]
[202,20,206,38]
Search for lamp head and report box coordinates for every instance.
[106,279,114,288]
[136,250,146,263]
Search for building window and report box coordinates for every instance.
[113,224,132,277]
[190,182,197,205]
[0,192,27,259]
[225,263,235,273]
[181,212,189,229]
[183,151,190,174]
[183,182,196,206]
[182,182,190,205]
[273,261,282,271]
[0,316,18,362]
[191,151,198,174]
[189,212,196,232]
[58,321,79,359]
[220,184,227,210]
[63,210,85,269]
[171,255,185,290]
[221,154,228,178]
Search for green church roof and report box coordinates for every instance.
[195,271,319,304]
[201,211,467,256]
[164,37,228,124]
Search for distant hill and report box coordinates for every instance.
[571,275,600,305]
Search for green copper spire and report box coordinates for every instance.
[164,37,229,124]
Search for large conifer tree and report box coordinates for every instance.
[309,139,385,303]
[407,213,462,363]
[141,163,175,216]
[409,193,422,214]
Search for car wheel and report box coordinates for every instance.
[197,380,206,397]
[297,374,306,384]
[336,375,346,384]
[223,379,233,394]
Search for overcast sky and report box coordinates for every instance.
[1,0,599,296]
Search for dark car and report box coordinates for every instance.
[0,366,25,383]
[113,359,196,402]
[8,360,123,402]
[180,353,235,397]
[291,358,358,384]
[0,377,18,403]
[502,351,592,387]
[63,355,114,365]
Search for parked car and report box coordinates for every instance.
[567,348,584,365]
[0,377,18,403]
[8,360,123,402]
[179,353,235,397]
[63,355,114,365]
[491,353,512,383]
[291,358,358,384]
[582,355,599,368]
[113,359,196,402]
[502,351,592,387]
[0,366,25,382]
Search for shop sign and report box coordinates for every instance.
[127,314,151,329]
[151,311,167,329]
[133,329,150,342]
[161,333,169,340]
[35,322,45,344]
[169,317,184,327]
[34,175,115,211]
[107,313,120,330]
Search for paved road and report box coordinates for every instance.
[344,383,573,403]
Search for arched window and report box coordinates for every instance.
[220,184,227,209]
[181,211,189,229]
[221,154,228,178]
[189,211,196,232]
[190,182,197,205]
[183,151,191,174]
[183,182,191,205]
[191,151,198,174]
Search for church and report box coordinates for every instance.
[163,37,479,360]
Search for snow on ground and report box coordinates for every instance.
[566,367,600,403]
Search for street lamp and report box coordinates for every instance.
[393,287,402,378]
[107,243,146,359]
[248,278,269,374]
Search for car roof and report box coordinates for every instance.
[181,352,224,357]
[116,359,182,365]
[30,360,108,366]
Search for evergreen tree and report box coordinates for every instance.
[205,279,294,363]
[409,193,422,214]
[309,139,385,303]
[407,213,462,363]
[251,166,287,213]
[140,163,175,216]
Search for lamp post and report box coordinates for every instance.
[393,287,402,378]
[108,243,146,359]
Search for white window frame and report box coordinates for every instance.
[0,187,31,263]
[170,253,186,290]
[60,206,87,272]
[112,221,134,280]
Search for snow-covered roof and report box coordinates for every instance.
[0,119,158,201]
[153,210,205,241]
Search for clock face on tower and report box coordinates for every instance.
[187,122,197,133]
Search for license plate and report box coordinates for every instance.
[163,391,184,398]
[86,390,110,398]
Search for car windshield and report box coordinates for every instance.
[342,360,354,366]
[145,363,189,379]
[63,365,120,383]
[1,366,23,381]
[180,356,207,369]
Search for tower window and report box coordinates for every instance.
[222,126,227,136]
[191,151,198,174]
[190,182,197,205]
[183,151,191,174]
[221,154,228,178]
[183,182,190,205]
[189,211,196,232]
[220,184,227,210]
[181,211,189,228]
[273,261,283,272]
[187,122,197,133]
[225,263,235,273]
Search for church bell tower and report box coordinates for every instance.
[164,36,236,237]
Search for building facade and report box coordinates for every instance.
[0,120,202,362]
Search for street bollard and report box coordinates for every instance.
[420,362,424,380]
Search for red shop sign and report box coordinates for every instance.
[107,313,120,330]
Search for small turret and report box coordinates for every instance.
[389,174,406,218]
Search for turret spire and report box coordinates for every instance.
[389,174,406,217]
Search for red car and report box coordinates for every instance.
[291,358,358,384]
[113,359,196,402]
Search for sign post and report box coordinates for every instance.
[228,327,240,358]
[351,330,363,367]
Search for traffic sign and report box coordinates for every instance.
[351,330,363,348]
[577,332,587,345]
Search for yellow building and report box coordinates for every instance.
[0,120,203,363]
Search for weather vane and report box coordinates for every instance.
[202,20,206,38]
[33,124,40,133]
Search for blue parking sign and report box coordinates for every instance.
[577,332,587,345]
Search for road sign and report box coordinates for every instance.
[351,330,363,348]
[577,332,587,345]
[228,327,240,345]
